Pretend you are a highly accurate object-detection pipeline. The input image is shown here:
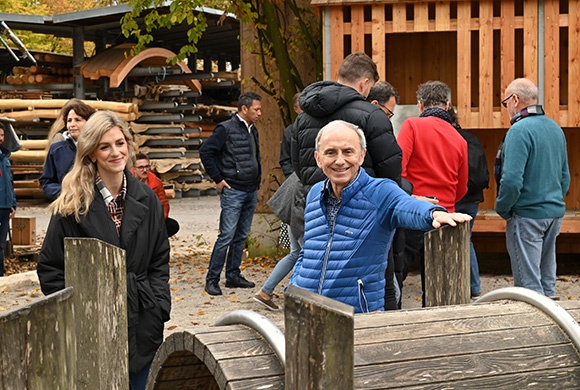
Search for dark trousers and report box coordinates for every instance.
[402,229,426,307]
[0,208,11,276]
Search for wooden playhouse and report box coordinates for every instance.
[311,0,580,253]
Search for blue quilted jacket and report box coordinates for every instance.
[290,169,441,313]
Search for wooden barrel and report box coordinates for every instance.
[148,292,580,389]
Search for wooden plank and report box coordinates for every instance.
[435,1,450,31]
[330,6,344,80]
[523,0,538,81]
[371,5,386,78]
[500,1,516,128]
[478,1,494,128]
[568,3,580,126]
[472,209,580,234]
[214,355,283,389]
[355,311,553,345]
[456,1,472,128]
[354,325,570,366]
[350,5,365,52]
[564,129,580,209]
[392,3,406,32]
[401,368,580,389]
[226,375,284,390]
[64,238,129,389]
[424,223,470,307]
[284,285,354,390]
[354,301,533,329]
[544,0,561,121]
[413,3,429,32]
[353,344,580,388]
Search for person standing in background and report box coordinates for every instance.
[200,92,263,296]
[496,78,570,297]
[40,100,96,200]
[131,153,180,237]
[397,80,468,306]
[254,92,302,311]
[0,123,17,277]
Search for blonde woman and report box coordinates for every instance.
[37,111,171,389]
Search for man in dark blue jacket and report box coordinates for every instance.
[200,92,262,296]
[0,122,17,276]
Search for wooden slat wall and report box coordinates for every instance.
[318,0,579,209]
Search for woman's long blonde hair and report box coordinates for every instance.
[50,111,135,221]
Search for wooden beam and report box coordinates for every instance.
[371,5,386,78]
[330,6,344,80]
[479,0,494,128]
[523,0,538,82]
[544,0,561,121]
[500,1,516,128]
[567,2,580,126]
[456,2,472,128]
[351,5,365,52]
[435,1,451,31]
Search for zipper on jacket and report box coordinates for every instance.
[358,279,369,313]
[318,223,335,294]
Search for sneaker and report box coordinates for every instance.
[205,280,222,296]
[253,293,280,311]
[225,275,255,288]
[471,292,481,299]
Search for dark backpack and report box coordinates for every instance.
[457,129,490,194]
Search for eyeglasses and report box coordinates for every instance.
[378,103,395,119]
[134,165,151,171]
[501,94,514,108]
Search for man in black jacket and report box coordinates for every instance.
[200,92,262,296]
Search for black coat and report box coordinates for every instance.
[291,80,402,186]
[37,171,171,374]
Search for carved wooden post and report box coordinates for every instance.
[424,223,470,307]
[65,237,129,389]
[284,285,354,390]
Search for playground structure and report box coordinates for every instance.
[3,225,580,389]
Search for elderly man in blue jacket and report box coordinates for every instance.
[289,120,471,313]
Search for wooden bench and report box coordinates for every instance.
[472,209,580,253]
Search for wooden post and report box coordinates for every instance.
[0,288,76,389]
[284,285,354,390]
[65,237,129,389]
[424,223,470,307]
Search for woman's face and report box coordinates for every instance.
[90,127,129,177]
[67,109,88,141]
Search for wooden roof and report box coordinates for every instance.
[79,43,201,91]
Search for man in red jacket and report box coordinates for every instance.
[131,153,180,237]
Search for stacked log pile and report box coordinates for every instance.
[132,81,239,198]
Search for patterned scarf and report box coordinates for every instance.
[419,107,454,125]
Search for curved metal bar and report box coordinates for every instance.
[215,309,286,366]
[475,287,580,352]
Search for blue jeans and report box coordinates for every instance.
[206,187,258,282]
[506,214,562,297]
[455,202,480,296]
[129,362,151,390]
[0,208,11,276]
[262,228,302,295]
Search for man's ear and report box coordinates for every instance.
[418,101,425,113]
[314,150,322,168]
[369,100,379,106]
[358,78,369,95]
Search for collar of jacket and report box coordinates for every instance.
[319,168,368,206]
[81,169,150,249]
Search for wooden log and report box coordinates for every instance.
[0,99,138,113]
[284,285,354,390]
[424,223,470,307]
[13,179,41,188]
[64,238,129,390]
[20,139,48,150]
[14,188,45,198]
[10,150,47,163]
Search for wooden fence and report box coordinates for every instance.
[0,238,128,390]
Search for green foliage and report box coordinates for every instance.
[122,0,322,126]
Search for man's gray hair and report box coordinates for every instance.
[507,78,538,103]
[416,80,451,108]
[315,120,367,151]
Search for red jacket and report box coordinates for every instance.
[398,116,468,212]
[131,169,169,219]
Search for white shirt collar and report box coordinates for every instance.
[236,114,253,133]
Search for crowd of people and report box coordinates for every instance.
[0,50,569,388]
